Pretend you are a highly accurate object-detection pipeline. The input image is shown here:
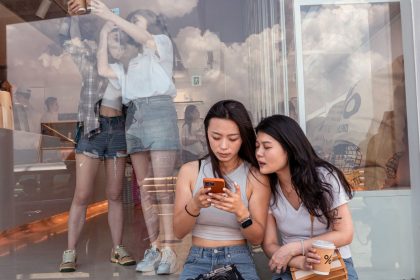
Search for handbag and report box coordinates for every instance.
[192,264,244,280]
[290,215,348,280]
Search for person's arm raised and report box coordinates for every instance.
[91,0,156,50]
[96,22,118,79]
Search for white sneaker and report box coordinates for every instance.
[59,249,77,272]
[136,246,161,272]
[156,247,177,275]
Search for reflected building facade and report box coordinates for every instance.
[0,0,419,279]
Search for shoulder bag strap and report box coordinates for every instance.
[310,214,315,238]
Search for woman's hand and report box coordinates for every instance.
[268,244,295,273]
[303,248,321,270]
[294,248,320,270]
[209,182,248,220]
[189,186,212,211]
[90,0,113,19]
[67,0,81,16]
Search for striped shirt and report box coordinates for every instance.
[63,39,107,138]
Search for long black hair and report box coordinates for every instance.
[183,104,198,134]
[203,100,258,184]
[255,115,353,228]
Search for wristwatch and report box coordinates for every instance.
[239,216,253,229]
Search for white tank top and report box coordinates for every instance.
[101,83,122,111]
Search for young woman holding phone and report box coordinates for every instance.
[174,100,271,280]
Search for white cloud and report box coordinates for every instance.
[117,0,198,18]
[174,25,282,112]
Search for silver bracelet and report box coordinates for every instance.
[300,240,305,256]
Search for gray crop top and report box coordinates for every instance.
[101,83,122,111]
[192,157,250,240]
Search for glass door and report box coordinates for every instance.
[293,1,415,279]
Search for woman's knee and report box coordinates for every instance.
[107,189,122,202]
[73,191,91,206]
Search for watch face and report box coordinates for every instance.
[241,218,253,229]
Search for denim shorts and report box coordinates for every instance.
[179,245,259,280]
[75,115,127,159]
[125,95,180,154]
[272,257,358,280]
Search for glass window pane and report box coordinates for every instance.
[299,2,409,191]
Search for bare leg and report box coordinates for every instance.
[150,150,177,244]
[130,152,160,246]
[105,156,127,247]
[67,154,101,250]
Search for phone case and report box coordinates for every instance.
[203,178,225,193]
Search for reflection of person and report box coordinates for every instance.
[174,100,270,280]
[278,100,298,121]
[41,97,59,122]
[58,1,136,273]
[181,104,207,163]
[13,87,32,132]
[255,115,358,280]
[0,80,13,129]
[93,1,180,274]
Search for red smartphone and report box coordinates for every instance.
[203,178,225,193]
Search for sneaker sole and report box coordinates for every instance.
[136,262,161,272]
[59,267,76,273]
[156,269,176,275]
[110,258,136,266]
[156,264,177,275]
[136,266,156,272]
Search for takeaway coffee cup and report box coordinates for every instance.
[73,0,89,14]
[312,240,336,275]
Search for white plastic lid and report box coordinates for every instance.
[312,240,336,250]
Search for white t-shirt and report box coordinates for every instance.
[270,168,352,259]
[109,34,176,104]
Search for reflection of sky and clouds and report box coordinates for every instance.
[300,3,401,117]
[300,2,409,191]
[6,1,408,187]
[7,0,279,119]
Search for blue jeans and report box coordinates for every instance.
[126,96,180,153]
[179,245,259,280]
[75,116,127,159]
[272,257,358,280]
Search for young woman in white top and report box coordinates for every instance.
[255,115,358,280]
[92,1,180,274]
[174,100,271,279]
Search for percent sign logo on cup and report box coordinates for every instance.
[323,253,333,264]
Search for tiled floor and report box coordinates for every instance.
[0,203,272,280]
[0,206,191,280]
